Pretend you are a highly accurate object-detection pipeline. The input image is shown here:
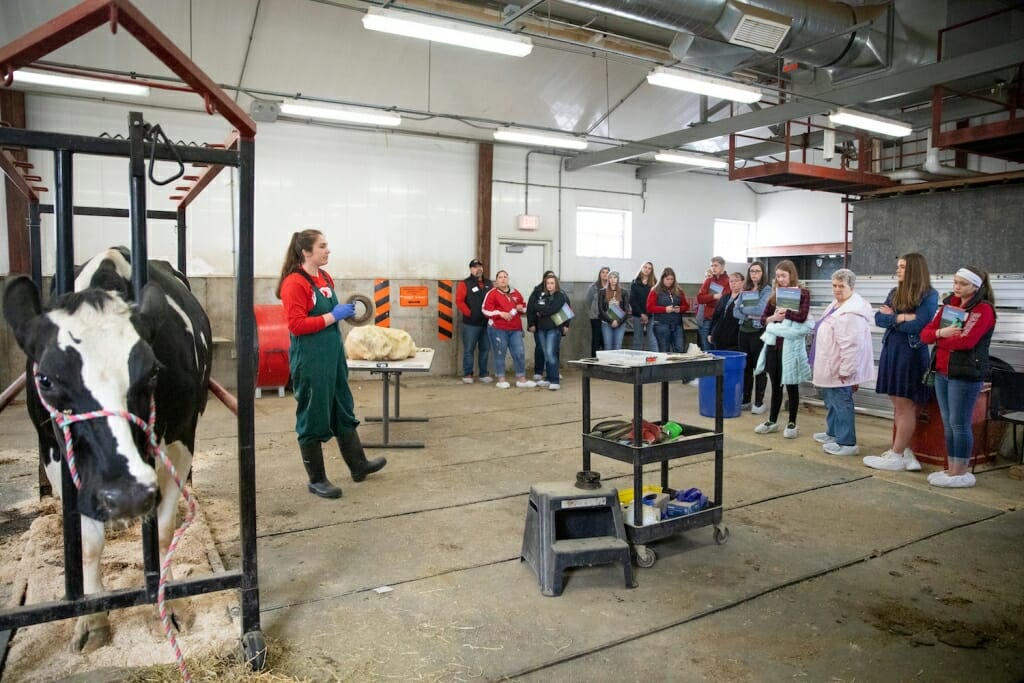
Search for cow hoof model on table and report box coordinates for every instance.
[2,247,212,653]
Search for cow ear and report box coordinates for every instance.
[2,277,48,359]
[136,282,168,341]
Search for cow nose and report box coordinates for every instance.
[98,483,158,519]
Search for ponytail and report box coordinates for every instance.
[275,229,322,299]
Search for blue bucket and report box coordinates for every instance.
[698,350,747,418]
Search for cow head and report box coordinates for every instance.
[3,276,169,522]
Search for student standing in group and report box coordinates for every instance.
[646,267,690,353]
[863,253,938,472]
[734,261,771,414]
[456,258,493,384]
[708,271,745,351]
[811,269,876,456]
[630,261,658,352]
[696,256,730,350]
[919,266,997,488]
[277,229,387,499]
[482,270,536,389]
[754,260,812,439]
[599,270,631,351]
[586,266,610,357]
[532,273,573,390]
[526,270,556,380]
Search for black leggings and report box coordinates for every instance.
[738,330,767,405]
[764,343,800,425]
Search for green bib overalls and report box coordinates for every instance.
[289,270,359,446]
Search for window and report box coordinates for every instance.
[576,206,632,259]
[713,218,752,263]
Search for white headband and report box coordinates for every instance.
[955,268,982,287]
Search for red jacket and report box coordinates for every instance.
[280,269,334,336]
[919,296,996,375]
[696,273,731,319]
[482,287,526,332]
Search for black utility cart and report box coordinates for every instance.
[572,356,729,568]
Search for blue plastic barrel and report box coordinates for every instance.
[698,350,747,418]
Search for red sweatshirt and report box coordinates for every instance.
[696,273,731,319]
[482,287,526,332]
[280,270,335,336]
[919,296,996,375]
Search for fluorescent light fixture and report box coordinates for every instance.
[654,151,728,169]
[493,128,588,150]
[279,102,401,127]
[646,67,762,104]
[13,69,149,97]
[829,108,912,137]
[363,7,533,57]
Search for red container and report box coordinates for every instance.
[905,385,1004,467]
[254,305,291,389]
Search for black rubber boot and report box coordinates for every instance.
[299,441,342,499]
[337,430,387,482]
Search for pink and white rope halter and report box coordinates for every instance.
[33,365,196,682]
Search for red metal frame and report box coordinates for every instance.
[0,0,256,138]
[172,130,241,209]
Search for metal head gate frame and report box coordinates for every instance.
[0,0,263,670]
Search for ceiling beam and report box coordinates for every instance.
[565,38,1024,172]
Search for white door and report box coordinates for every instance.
[496,240,548,292]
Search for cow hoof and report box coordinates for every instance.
[70,613,112,653]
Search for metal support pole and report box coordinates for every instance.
[128,112,149,295]
[176,207,187,274]
[235,137,261,636]
[28,201,42,289]
[53,149,74,295]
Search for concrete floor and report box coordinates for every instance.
[2,364,1023,681]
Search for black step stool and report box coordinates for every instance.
[521,481,636,597]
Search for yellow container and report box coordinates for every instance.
[617,484,664,507]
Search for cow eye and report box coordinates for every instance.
[36,374,53,391]
[148,368,159,388]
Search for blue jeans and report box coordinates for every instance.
[537,328,562,384]
[822,386,856,446]
[601,320,626,350]
[653,321,683,353]
[461,323,489,377]
[934,374,983,468]
[489,327,527,378]
[697,317,713,351]
[533,329,545,376]
[631,317,658,351]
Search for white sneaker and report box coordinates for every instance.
[462,376,474,384]
[687,379,700,386]
[740,402,752,411]
[823,442,859,456]
[751,403,767,414]
[902,448,922,471]
[928,472,976,488]
[516,380,537,388]
[479,376,494,384]
[495,380,510,389]
[536,380,550,388]
[532,374,543,381]
[754,421,778,434]
[813,432,835,444]
[548,383,561,391]
[863,450,904,470]
[783,423,799,439]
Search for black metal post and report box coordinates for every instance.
[28,201,42,289]
[235,136,261,636]
[127,112,149,295]
[177,207,187,274]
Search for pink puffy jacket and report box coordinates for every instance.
[812,292,877,387]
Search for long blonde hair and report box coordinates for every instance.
[891,252,932,311]
[767,259,800,307]
[275,229,322,299]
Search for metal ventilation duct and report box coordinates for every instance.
[556,0,904,73]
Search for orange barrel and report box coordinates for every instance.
[254,305,291,389]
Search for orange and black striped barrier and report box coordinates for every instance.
[374,278,391,327]
[437,279,453,341]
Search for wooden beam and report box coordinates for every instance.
[0,89,30,275]
[476,143,493,271]
[748,242,850,257]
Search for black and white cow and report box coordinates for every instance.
[2,247,212,652]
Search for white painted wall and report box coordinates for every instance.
[752,189,845,247]
[2,96,764,283]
